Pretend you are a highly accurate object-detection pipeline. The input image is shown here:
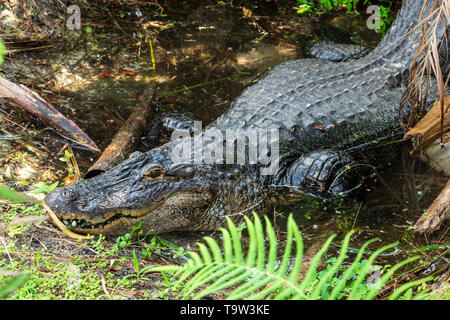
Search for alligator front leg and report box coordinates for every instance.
[309,42,370,62]
[281,149,363,199]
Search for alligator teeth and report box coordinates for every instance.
[60,214,122,230]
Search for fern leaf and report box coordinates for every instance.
[388,276,434,300]
[327,237,379,300]
[347,241,398,300]
[147,213,432,300]
[309,230,355,299]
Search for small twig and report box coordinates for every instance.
[0,236,14,266]
[351,202,363,230]
[100,272,113,300]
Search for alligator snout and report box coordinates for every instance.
[45,187,78,210]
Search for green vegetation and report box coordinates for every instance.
[295,0,394,34]
[32,181,59,195]
[148,213,441,300]
[0,274,28,299]
[1,186,447,300]
[0,38,6,66]
[296,0,361,13]
[0,211,184,299]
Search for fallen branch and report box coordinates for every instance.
[414,178,450,233]
[0,77,99,152]
[85,82,157,178]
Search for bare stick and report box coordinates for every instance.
[85,82,157,178]
[0,77,99,152]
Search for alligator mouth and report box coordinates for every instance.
[55,202,167,231]
[45,190,213,234]
[47,200,167,232]
[60,213,134,230]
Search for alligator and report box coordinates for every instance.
[44,0,449,236]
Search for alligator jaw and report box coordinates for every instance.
[44,188,214,236]
[58,208,155,232]
[44,198,166,234]
[61,216,142,235]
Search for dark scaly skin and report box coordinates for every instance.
[309,42,370,62]
[44,0,447,236]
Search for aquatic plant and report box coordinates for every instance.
[147,213,435,300]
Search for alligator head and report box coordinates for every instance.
[44,145,225,236]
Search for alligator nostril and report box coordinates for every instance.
[44,187,80,212]
[61,189,77,202]
[47,188,77,203]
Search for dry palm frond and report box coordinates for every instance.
[401,0,450,144]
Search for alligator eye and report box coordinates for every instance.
[143,167,165,180]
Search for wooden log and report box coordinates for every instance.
[0,76,99,152]
[415,178,450,233]
[85,82,157,178]
[405,95,450,233]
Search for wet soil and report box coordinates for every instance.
[0,0,448,299]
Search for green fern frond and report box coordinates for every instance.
[147,213,432,300]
